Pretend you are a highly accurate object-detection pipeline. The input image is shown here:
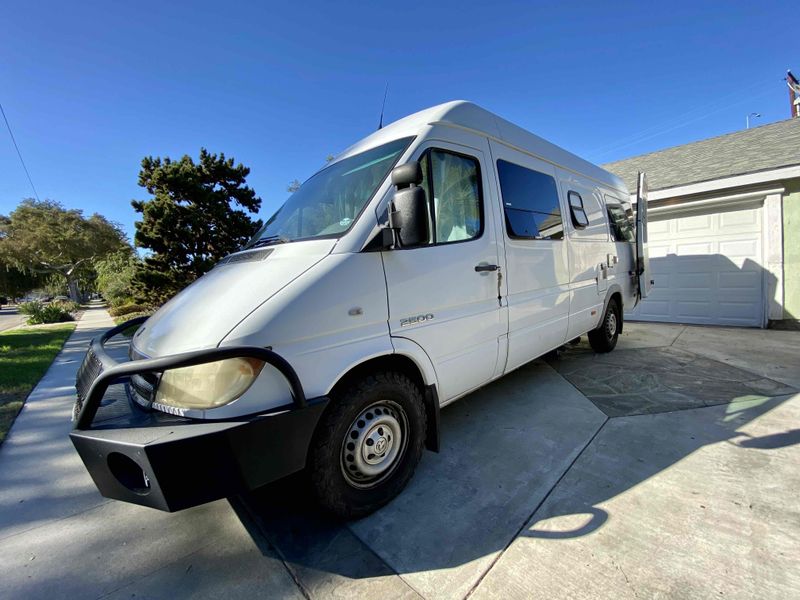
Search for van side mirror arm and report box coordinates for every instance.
[364,216,397,251]
[368,198,408,250]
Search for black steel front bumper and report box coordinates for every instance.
[70,317,328,512]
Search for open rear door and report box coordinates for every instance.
[635,171,652,300]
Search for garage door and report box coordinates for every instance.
[626,202,765,327]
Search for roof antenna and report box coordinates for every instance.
[378,83,389,130]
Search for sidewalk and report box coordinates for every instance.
[0,306,301,600]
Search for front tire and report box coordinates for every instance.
[307,371,426,519]
[589,298,621,353]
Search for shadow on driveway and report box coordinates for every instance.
[734,427,800,449]
[548,341,795,417]
[234,345,795,599]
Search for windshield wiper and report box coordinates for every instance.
[250,235,291,248]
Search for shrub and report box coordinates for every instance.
[18,301,41,316]
[113,311,153,336]
[52,299,80,313]
[109,296,136,308]
[19,301,75,325]
[95,250,139,308]
[108,303,149,317]
[114,311,152,322]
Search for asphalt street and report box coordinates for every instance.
[0,307,26,332]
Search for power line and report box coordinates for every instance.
[589,80,769,154]
[586,79,776,161]
[589,88,775,161]
[0,102,40,201]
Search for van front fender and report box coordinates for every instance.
[391,336,441,453]
[390,336,439,388]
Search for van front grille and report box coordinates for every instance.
[74,347,104,419]
[130,374,156,404]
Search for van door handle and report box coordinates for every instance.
[475,264,500,272]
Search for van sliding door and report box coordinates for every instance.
[489,141,570,371]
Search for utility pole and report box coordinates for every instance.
[787,70,800,118]
[746,112,761,129]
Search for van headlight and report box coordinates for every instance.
[154,358,265,410]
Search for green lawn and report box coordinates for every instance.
[0,324,76,444]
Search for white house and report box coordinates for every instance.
[604,117,800,328]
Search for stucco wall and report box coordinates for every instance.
[783,178,800,320]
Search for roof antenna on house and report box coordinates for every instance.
[786,70,800,119]
[378,83,389,130]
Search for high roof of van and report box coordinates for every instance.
[333,101,627,194]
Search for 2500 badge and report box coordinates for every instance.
[400,313,435,327]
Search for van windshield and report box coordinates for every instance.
[248,137,414,247]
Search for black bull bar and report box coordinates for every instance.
[70,316,328,512]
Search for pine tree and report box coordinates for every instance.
[131,149,262,305]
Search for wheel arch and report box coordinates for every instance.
[603,286,624,333]
[325,349,440,453]
[329,353,427,398]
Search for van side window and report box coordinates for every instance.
[496,160,563,240]
[419,149,483,244]
[567,191,589,228]
[607,203,635,243]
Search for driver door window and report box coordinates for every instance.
[419,149,483,244]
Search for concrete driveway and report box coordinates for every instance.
[2,310,798,599]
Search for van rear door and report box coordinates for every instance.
[635,172,652,299]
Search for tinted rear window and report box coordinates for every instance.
[497,160,563,240]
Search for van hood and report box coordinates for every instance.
[131,240,335,357]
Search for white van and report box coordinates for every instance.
[71,101,650,518]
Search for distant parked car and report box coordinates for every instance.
[53,295,70,302]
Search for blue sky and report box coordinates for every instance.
[0,0,794,241]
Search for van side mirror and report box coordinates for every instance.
[390,186,428,247]
[387,161,428,248]
[391,161,423,188]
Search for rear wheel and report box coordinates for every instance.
[307,371,426,519]
[589,298,620,353]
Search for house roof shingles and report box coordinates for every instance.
[602,117,800,192]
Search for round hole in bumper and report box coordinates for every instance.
[107,452,151,495]
[70,399,328,512]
